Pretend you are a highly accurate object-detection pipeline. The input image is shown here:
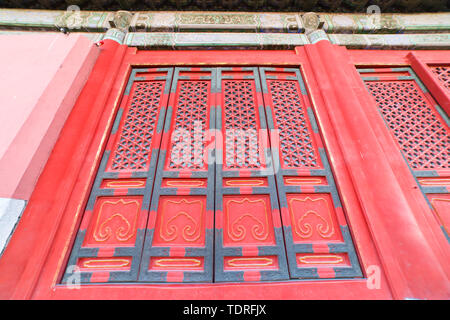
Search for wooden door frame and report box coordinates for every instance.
[1,41,448,299]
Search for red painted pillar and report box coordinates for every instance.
[0,38,128,300]
[300,38,449,299]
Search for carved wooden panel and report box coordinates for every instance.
[360,67,450,242]
[260,67,362,279]
[214,67,290,282]
[62,68,173,283]
[139,68,216,282]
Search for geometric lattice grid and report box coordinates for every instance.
[111,81,163,171]
[430,66,450,91]
[169,81,208,169]
[365,81,449,170]
[360,67,450,243]
[269,80,319,168]
[224,80,260,169]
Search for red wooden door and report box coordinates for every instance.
[214,67,289,282]
[259,67,362,279]
[4,46,448,299]
[61,65,362,284]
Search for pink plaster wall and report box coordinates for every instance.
[0,33,100,200]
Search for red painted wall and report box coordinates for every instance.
[0,33,99,200]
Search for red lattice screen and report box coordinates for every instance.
[62,66,362,284]
[260,67,362,279]
[430,65,450,92]
[360,67,450,241]
[365,80,448,170]
[108,82,163,172]
[214,67,290,282]
[139,68,216,283]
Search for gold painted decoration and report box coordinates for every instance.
[226,198,269,242]
[103,180,146,188]
[159,199,203,243]
[165,179,205,187]
[93,199,140,243]
[154,258,202,268]
[289,196,335,239]
[224,179,265,186]
[285,177,323,185]
[418,178,450,186]
[227,257,274,267]
[298,255,344,265]
[82,259,131,269]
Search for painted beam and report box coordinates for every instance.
[1,10,450,49]
[0,10,449,34]
[125,32,309,48]
[328,33,450,49]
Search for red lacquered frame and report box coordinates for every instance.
[0,40,448,300]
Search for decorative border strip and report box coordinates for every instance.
[1,29,450,49]
[2,0,450,12]
[328,33,450,49]
[322,12,450,34]
[125,32,309,49]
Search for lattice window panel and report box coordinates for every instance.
[360,67,450,242]
[365,81,449,170]
[110,81,162,172]
[214,67,290,282]
[430,65,450,92]
[223,80,261,169]
[169,81,208,169]
[139,68,216,283]
[269,80,319,168]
